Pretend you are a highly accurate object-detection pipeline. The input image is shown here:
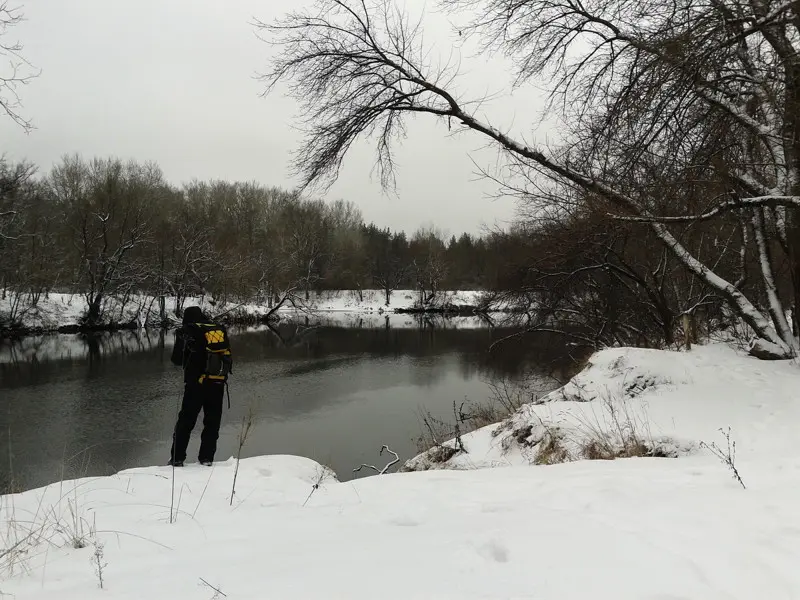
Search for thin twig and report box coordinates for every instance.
[701,427,746,489]
[199,577,227,597]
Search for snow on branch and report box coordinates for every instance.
[0,2,39,131]
[610,196,800,223]
[353,445,400,475]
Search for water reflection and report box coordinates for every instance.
[1,316,573,491]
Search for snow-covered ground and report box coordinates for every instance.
[0,289,497,331]
[3,343,800,599]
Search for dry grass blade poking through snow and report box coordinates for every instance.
[413,401,471,464]
[464,380,533,430]
[701,427,746,489]
[230,407,255,506]
[169,389,181,524]
[91,539,106,589]
[302,466,333,507]
[1,474,103,579]
[577,387,660,460]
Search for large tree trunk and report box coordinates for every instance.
[87,293,103,326]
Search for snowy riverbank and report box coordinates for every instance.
[3,342,800,598]
[402,342,799,471]
[0,289,498,335]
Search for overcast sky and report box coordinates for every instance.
[0,1,554,235]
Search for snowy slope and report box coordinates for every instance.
[2,343,800,599]
[404,344,800,471]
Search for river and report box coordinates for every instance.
[0,316,570,491]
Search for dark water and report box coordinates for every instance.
[0,318,569,491]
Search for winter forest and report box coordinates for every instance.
[3,0,799,361]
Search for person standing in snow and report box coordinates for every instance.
[169,305,233,467]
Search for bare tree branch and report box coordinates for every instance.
[0,2,38,131]
[260,0,800,357]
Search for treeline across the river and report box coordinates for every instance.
[2,154,771,353]
[0,155,518,327]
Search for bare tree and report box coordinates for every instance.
[280,199,331,301]
[49,156,162,325]
[0,160,41,325]
[363,225,408,306]
[259,0,800,358]
[410,226,448,306]
[0,159,34,241]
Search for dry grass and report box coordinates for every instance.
[413,377,540,460]
[570,385,673,460]
[411,370,677,471]
[1,435,100,577]
[499,385,678,467]
[0,475,20,497]
[533,428,570,465]
[464,379,537,430]
[413,409,454,455]
[581,436,658,460]
[1,478,97,578]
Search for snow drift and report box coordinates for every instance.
[3,343,800,599]
[403,344,800,472]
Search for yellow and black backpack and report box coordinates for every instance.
[186,322,233,384]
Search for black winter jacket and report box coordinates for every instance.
[170,326,207,383]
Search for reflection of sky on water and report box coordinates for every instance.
[1,320,566,491]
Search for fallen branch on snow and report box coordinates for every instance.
[199,577,227,598]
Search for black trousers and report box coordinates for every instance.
[170,381,224,464]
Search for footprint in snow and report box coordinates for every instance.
[478,540,509,563]
[480,504,508,513]
[387,515,420,527]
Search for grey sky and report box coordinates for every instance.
[0,0,553,235]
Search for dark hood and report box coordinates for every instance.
[182,305,207,324]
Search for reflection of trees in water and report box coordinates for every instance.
[1,319,576,388]
[232,324,535,379]
[455,328,585,382]
[1,329,165,364]
[1,330,171,388]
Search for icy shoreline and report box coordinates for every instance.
[0,289,503,337]
[3,342,800,599]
